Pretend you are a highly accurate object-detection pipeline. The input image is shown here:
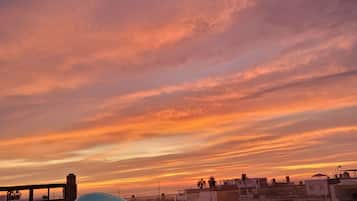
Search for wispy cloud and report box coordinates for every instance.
[0,0,357,196]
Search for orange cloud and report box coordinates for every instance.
[1,0,357,196]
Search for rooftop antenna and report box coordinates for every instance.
[158,181,161,200]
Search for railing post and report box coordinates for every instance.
[65,174,77,201]
[29,189,34,201]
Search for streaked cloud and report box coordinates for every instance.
[0,0,357,196]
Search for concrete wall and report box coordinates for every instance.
[216,190,239,201]
[197,191,217,201]
[186,190,240,201]
[186,191,200,201]
[334,185,357,201]
[305,179,329,196]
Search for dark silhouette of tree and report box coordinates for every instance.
[208,176,216,189]
[197,178,206,189]
[161,193,166,201]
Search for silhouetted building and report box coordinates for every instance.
[178,172,357,201]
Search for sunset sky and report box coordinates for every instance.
[1,0,357,197]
